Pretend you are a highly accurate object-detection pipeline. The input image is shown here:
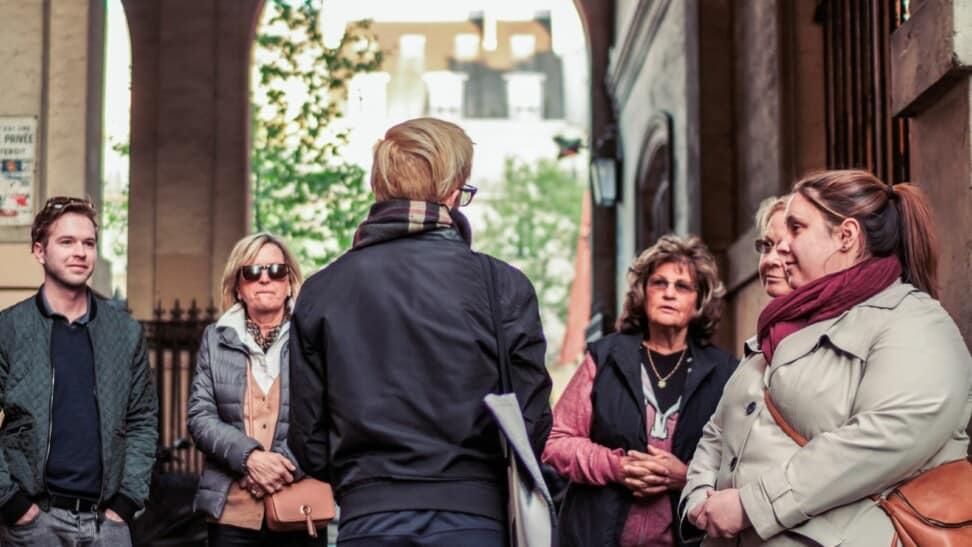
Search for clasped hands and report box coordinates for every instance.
[239,450,295,499]
[620,445,687,498]
[687,487,751,539]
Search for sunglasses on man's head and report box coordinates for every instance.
[44,196,95,211]
[239,263,288,281]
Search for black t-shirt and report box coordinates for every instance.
[641,346,690,413]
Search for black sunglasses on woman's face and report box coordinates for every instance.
[239,263,288,282]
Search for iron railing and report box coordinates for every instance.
[141,299,216,475]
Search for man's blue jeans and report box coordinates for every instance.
[1,507,132,546]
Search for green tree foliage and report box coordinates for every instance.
[476,158,585,357]
[251,0,382,272]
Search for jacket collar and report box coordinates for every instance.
[215,302,291,354]
[34,285,97,324]
[680,337,717,406]
[743,335,759,357]
[770,281,917,367]
[608,333,646,409]
[608,332,719,409]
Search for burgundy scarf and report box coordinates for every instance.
[757,255,902,364]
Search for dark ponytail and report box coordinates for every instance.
[892,183,939,298]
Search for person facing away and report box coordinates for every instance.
[543,234,738,547]
[681,170,972,545]
[0,196,158,546]
[288,117,553,546]
[187,232,325,547]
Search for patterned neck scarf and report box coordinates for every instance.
[352,199,472,250]
[245,309,291,353]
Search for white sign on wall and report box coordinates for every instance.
[0,116,37,226]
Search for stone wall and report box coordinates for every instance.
[610,0,689,307]
[723,0,825,347]
[0,0,107,309]
[893,0,972,344]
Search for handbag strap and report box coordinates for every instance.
[477,253,513,395]
[764,388,888,505]
[763,389,808,446]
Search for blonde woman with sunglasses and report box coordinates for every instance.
[187,233,322,546]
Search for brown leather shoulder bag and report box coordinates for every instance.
[243,363,336,537]
[264,478,335,537]
[763,389,972,547]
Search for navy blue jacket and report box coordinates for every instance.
[288,228,552,522]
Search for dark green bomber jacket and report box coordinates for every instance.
[0,291,158,523]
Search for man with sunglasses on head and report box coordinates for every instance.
[0,196,158,546]
[289,118,553,546]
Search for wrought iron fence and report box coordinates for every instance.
[818,0,911,183]
[141,299,216,476]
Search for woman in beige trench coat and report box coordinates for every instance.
[679,170,972,546]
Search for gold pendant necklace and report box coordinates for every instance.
[643,342,687,389]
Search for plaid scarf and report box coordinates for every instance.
[245,309,291,353]
[352,199,472,250]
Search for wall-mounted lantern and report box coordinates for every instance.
[590,124,620,207]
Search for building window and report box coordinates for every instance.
[346,73,391,122]
[454,33,480,61]
[399,34,426,60]
[510,34,536,60]
[503,72,545,121]
[423,71,467,120]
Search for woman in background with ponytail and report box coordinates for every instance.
[678,170,972,546]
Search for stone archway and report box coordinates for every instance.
[570,0,618,333]
[122,0,266,318]
[119,0,614,324]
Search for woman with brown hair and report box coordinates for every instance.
[543,234,738,546]
[681,170,972,545]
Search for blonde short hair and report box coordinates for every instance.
[754,195,788,237]
[616,234,725,341]
[220,232,303,311]
[370,117,474,202]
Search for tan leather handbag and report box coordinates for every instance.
[763,389,972,547]
[243,363,336,537]
[263,478,335,537]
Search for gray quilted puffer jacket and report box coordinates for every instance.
[186,306,302,519]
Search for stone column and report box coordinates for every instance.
[892,0,972,344]
[0,0,106,308]
[123,0,264,318]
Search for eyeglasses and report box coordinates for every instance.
[44,196,95,211]
[646,277,696,295]
[754,238,776,255]
[459,184,478,207]
[239,263,289,282]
